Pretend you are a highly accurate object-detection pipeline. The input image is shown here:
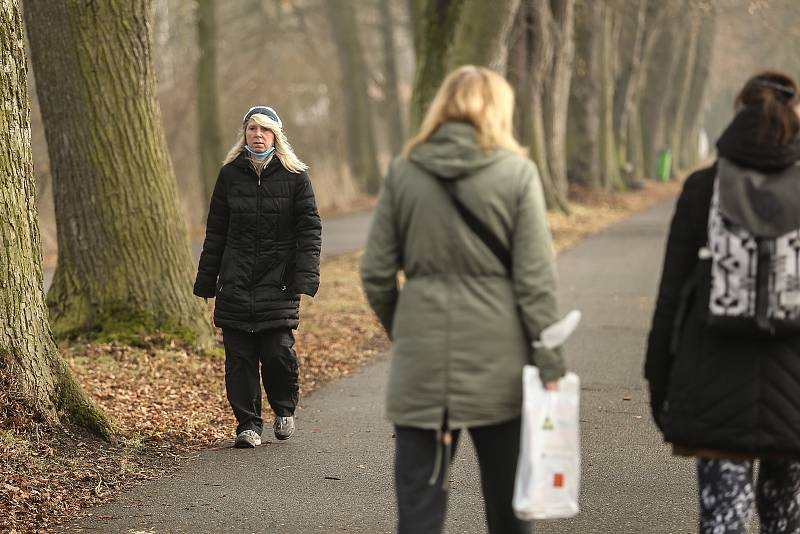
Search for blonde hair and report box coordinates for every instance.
[403,65,525,158]
[223,113,308,173]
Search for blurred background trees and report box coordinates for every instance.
[23,0,800,263]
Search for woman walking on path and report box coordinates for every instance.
[194,106,321,448]
[646,72,800,533]
[361,66,565,534]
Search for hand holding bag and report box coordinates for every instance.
[513,365,581,520]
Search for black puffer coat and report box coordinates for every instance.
[645,108,800,456]
[193,151,321,332]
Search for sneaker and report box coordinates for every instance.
[273,416,295,440]
[234,429,262,448]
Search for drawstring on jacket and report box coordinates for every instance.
[428,416,453,489]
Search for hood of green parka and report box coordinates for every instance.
[408,121,510,180]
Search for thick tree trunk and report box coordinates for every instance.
[326,0,382,193]
[196,0,224,205]
[379,0,406,155]
[509,0,569,212]
[24,0,214,347]
[541,0,575,202]
[446,0,521,74]
[1,0,112,438]
[408,0,466,130]
[567,0,601,189]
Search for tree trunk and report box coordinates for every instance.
[446,0,521,74]
[613,0,647,178]
[567,0,601,189]
[668,11,701,175]
[598,2,623,190]
[196,0,224,205]
[1,0,112,438]
[379,0,407,155]
[641,16,685,178]
[541,0,575,203]
[678,8,716,170]
[408,0,467,131]
[326,0,382,193]
[627,0,669,179]
[24,0,214,347]
[507,4,533,147]
[508,1,565,212]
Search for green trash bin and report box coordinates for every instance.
[657,149,672,182]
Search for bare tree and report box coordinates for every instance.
[379,0,407,154]
[196,0,224,205]
[1,0,112,438]
[24,0,214,347]
[326,0,382,193]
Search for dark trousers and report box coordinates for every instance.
[395,417,532,534]
[697,457,800,534]
[221,327,299,435]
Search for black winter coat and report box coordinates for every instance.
[193,151,321,332]
[645,109,800,456]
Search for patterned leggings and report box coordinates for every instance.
[697,458,800,533]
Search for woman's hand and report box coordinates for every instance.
[544,381,559,392]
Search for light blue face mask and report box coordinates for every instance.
[244,145,275,159]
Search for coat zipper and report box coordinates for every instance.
[249,171,261,331]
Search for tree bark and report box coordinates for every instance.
[196,0,224,205]
[613,0,647,178]
[641,15,685,178]
[408,0,466,131]
[598,1,622,190]
[325,0,382,193]
[508,1,570,212]
[446,0,521,74]
[379,0,406,155]
[1,0,112,438]
[24,0,214,347]
[541,0,575,201]
[679,8,716,170]
[567,0,601,189]
[626,0,669,179]
[668,10,701,175]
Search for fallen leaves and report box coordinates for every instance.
[1,179,680,532]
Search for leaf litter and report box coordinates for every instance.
[1,179,680,532]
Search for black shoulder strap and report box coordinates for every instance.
[435,177,512,273]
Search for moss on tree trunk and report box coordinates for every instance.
[0,0,112,439]
[24,0,214,348]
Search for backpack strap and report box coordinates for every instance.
[429,173,512,274]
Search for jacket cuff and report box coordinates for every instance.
[293,276,319,297]
[534,346,567,383]
[193,281,216,299]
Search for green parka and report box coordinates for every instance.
[360,122,565,430]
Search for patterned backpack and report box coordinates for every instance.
[704,159,800,335]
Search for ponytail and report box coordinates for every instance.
[735,71,800,145]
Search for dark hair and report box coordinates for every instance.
[735,71,800,145]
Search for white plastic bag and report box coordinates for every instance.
[513,365,581,520]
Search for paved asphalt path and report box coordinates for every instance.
[42,210,375,293]
[65,199,701,533]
